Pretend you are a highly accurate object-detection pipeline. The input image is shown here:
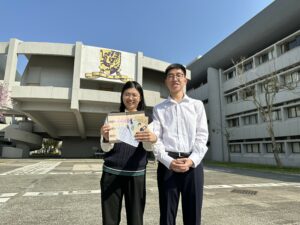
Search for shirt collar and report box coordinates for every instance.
[167,94,190,104]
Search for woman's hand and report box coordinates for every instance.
[100,124,111,141]
[135,131,157,143]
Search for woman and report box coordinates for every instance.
[100,81,157,225]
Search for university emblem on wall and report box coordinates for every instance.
[85,49,132,82]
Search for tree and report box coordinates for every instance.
[236,58,299,168]
[212,122,231,162]
[42,138,59,154]
[0,82,12,117]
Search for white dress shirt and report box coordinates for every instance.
[153,95,209,169]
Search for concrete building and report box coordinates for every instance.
[187,0,300,167]
[0,40,190,158]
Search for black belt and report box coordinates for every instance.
[167,151,192,159]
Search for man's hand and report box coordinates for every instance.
[169,158,194,173]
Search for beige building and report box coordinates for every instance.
[0,40,190,158]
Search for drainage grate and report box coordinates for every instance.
[231,189,257,195]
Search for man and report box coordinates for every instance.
[153,63,209,225]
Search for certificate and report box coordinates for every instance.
[107,111,148,146]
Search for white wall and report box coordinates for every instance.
[21,55,74,88]
[0,54,6,80]
[142,68,169,98]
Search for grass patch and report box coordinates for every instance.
[204,160,300,174]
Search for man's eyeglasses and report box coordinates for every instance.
[166,73,185,80]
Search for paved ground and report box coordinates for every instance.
[0,158,299,225]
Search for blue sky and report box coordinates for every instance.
[1,0,273,65]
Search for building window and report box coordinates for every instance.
[260,80,278,93]
[237,60,253,74]
[259,53,269,64]
[226,93,238,103]
[264,110,282,122]
[229,144,241,153]
[240,86,255,99]
[291,142,300,153]
[280,36,300,54]
[226,70,236,80]
[283,71,300,85]
[265,143,285,153]
[227,118,239,127]
[245,144,260,153]
[242,114,258,125]
[244,61,253,71]
[258,51,273,65]
[287,105,300,118]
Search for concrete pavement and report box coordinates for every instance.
[0,159,299,225]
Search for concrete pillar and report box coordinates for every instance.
[136,52,143,85]
[207,67,227,161]
[71,42,86,138]
[4,39,21,86]
[71,42,83,109]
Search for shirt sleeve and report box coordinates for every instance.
[100,117,114,152]
[100,136,114,152]
[189,101,209,167]
[153,107,174,169]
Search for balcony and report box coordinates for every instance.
[223,46,300,93]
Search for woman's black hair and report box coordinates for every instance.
[119,81,146,112]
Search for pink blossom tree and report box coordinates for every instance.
[0,82,12,117]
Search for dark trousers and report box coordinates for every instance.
[157,162,204,225]
[100,172,146,225]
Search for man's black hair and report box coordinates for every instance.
[165,63,186,76]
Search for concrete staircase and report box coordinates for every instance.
[0,120,42,158]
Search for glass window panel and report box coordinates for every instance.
[232,94,237,102]
[281,44,286,54]
[268,51,274,60]
[272,111,280,121]
[259,53,268,64]
[288,107,296,118]
[292,142,300,153]
[289,39,297,50]
[252,115,257,124]
[235,145,241,153]
[227,96,232,103]
[266,143,272,153]
[277,143,284,153]
[252,144,259,153]
[284,74,292,85]
[277,110,282,120]
[244,116,249,125]
[260,84,265,93]
[244,62,253,71]
[292,72,299,82]
[246,145,252,153]
[296,106,300,117]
